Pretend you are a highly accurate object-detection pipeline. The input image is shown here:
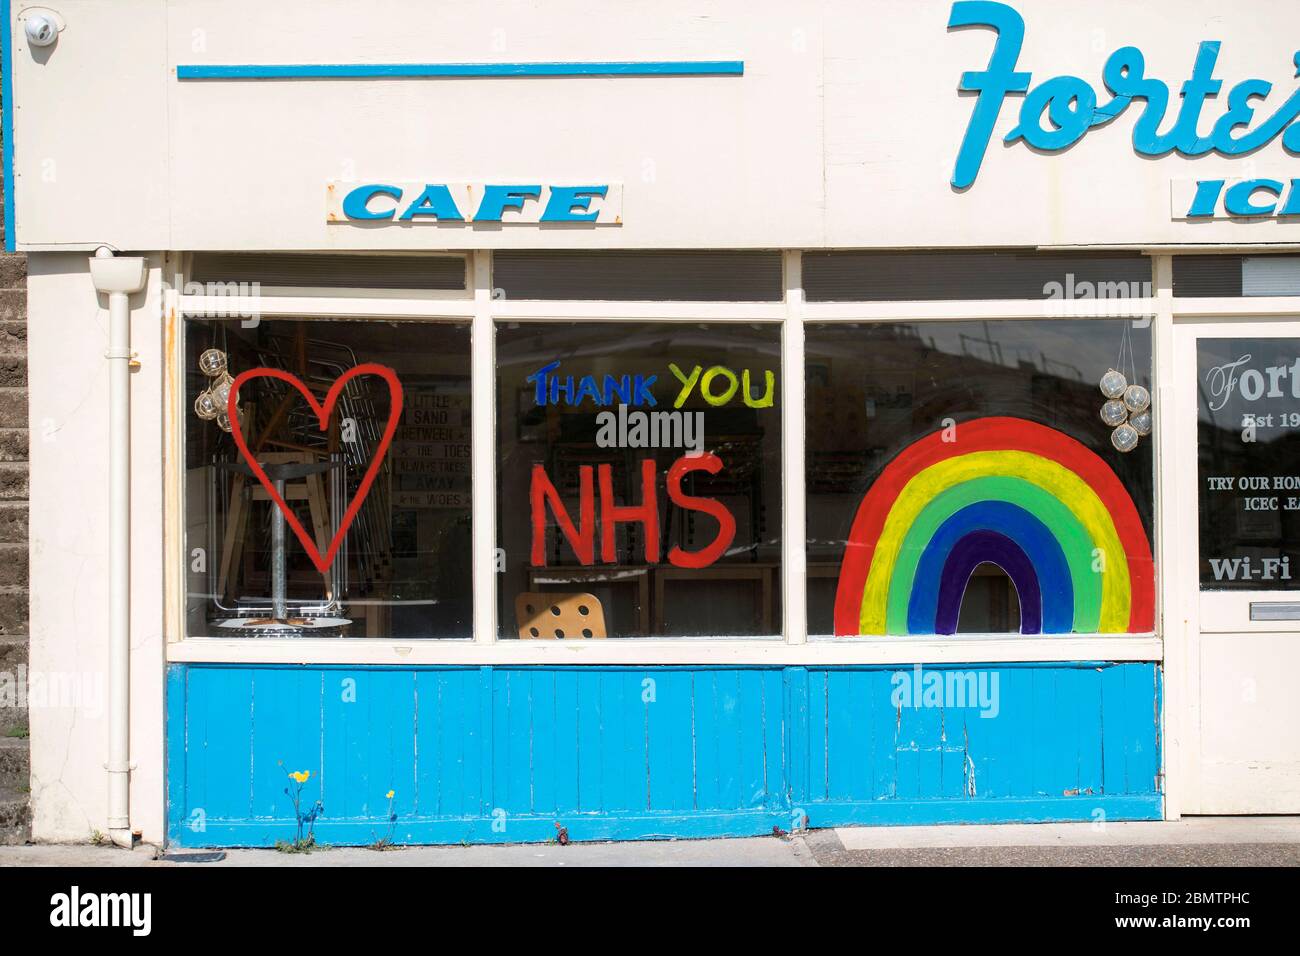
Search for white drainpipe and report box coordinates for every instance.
[88,248,148,849]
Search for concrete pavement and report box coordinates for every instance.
[808,816,1300,866]
[0,817,1296,866]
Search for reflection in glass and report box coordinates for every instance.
[184,318,472,638]
[805,320,1155,636]
[1197,337,1300,591]
[496,322,783,639]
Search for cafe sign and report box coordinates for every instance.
[327,181,623,224]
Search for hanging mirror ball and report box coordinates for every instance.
[1111,423,1140,452]
[1100,399,1128,427]
[212,372,234,406]
[198,348,228,377]
[216,411,233,433]
[1130,410,1152,436]
[193,389,219,421]
[1099,368,1127,399]
[1123,383,1151,413]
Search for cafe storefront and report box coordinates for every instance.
[8,0,1300,846]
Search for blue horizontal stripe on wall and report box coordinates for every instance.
[165,662,1161,847]
[176,61,745,80]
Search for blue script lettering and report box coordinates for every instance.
[949,1,1300,188]
[526,361,658,408]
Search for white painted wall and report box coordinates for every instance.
[13,0,1300,838]
[8,0,1300,251]
[27,254,166,844]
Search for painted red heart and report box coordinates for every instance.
[227,364,403,575]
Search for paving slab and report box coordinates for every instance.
[806,830,1300,867]
[0,836,814,867]
[0,817,1295,867]
[833,816,1300,849]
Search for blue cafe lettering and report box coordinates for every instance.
[341,183,610,222]
[950,1,1300,216]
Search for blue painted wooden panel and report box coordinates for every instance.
[797,663,1160,811]
[166,662,1161,847]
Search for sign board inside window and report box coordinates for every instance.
[1198,338,1300,590]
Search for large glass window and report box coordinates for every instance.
[803,250,1151,302]
[183,317,472,638]
[492,251,783,301]
[189,252,467,294]
[1174,255,1300,297]
[1198,337,1300,591]
[806,319,1155,637]
[176,253,1175,649]
[496,322,782,638]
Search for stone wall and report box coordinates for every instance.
[0,66,32,844]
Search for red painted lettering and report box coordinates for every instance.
[599,459,660,563]
[530,463,595,565]
[667,453,736,569]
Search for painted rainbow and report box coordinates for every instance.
[833,417,1154,636]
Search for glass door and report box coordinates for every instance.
[1173,317,1300,813]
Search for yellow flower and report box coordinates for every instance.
[289,770,310,784]
[385,790,395,800]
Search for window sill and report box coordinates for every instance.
[165,634,1163,666]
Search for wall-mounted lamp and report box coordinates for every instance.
[21,9,64,49]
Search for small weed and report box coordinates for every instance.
[274,835,316,854]
[367,789,399,851]
[277,761,323,851]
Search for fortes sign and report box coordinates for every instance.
[950,1,1300,219]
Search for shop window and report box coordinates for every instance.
[803,250,1151,302]
[492,251,783,301]
[189,253,467,294]
[806,319,1155,637]
[184,317,472,638]
[1174,255,1300,297]
[1173,256,1243,298]
[496,322,782,638]
[1197,337,1300,591]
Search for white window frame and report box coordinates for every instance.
[1155,268,1300,818]
[164,249,1164,666]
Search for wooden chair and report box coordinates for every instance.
[515,592,607,639]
